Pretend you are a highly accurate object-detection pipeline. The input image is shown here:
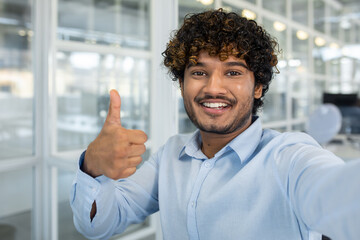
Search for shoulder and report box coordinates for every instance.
[258,129,327,164]
[261,129,321,150]
[264,130,344,168]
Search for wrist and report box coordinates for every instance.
[82,148,100,178]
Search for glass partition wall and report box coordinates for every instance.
[0,0,359,239]
[0,0,34,239]
[0,0,34,159]
[0,0,173,239]
[54,0,159,239]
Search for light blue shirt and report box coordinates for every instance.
[70,118,360,240]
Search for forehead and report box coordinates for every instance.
[187,51,248,68]
[197,51,246,64]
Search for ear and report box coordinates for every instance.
[254,84,263,99]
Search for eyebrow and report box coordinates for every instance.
[187,61,249,69]
[224,61,249,69]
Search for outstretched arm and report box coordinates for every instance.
[276,139,360,240]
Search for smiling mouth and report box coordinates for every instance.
[201,102,229,109]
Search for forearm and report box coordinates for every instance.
[70,151,160,239]
[279,142,360,239]
[70,171,121,239]
[295,160,360,239]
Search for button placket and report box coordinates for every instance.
[203,158,215,168]
[186,158,216,239]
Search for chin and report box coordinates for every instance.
[197,123,236,135]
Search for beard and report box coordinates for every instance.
[183,93,254,135]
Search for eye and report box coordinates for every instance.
[226,71,242,76]
[192,71,206,76]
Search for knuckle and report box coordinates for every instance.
[115,128,128,141]
[114,145,129,158]
[140,144,146,154]
[116,168,136,179]
[121,134,129,143]
[123,157,140,169]
[135,156,143,165]
[123,145,131,156]
[133,156,143,166]
[141,132,148,142]
[132,130,147,143]
[139,131,148,142]
[126,167,137,176]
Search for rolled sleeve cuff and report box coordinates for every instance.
[71,151,117,237]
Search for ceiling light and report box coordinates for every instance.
[123,57,135,73]
[223,6,232,12]
[277,60,287,68]
[70,52,99,69]
[18,29,26,36]
[196,0,214,5]
[329,42,339,49]
[273,21,286,32]
[296,30,308,40]
[315,37,326,47]
[288,59,301,67]
[242,9,256,20]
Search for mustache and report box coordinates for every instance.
[194,94,237,105]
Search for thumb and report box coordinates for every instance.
[106,89,122,125]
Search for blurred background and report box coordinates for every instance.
[0,0,359,239]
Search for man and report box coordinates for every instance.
[71,9,360,240]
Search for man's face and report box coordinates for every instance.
[180,51,262,135]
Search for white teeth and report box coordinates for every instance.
[202,102,228,108]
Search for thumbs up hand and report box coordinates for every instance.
[82,89,148,180]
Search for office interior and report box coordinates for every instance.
[0,0,359,239]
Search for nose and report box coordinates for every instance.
[203,72,227,95]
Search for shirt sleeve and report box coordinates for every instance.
[274,133,360,240]
[70,150,160,240]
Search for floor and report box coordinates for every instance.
[0,211,31,240]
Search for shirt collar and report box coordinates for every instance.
[179,117,263,163]
[228,116,263,163]
[179,130,207,160]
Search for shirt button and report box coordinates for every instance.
[204,162,212,168]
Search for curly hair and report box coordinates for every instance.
[162,9,279,114]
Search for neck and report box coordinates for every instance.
[200,118,253,158]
